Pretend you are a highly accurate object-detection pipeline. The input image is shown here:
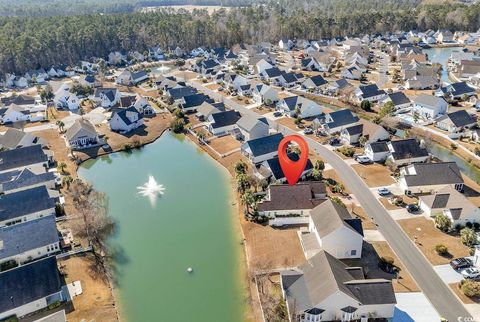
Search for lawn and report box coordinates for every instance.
[208,135,241,155]
[398,217,470,265]
[351,163,395,187]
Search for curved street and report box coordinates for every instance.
[186,78,473,321]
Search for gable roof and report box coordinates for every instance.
[111,106,143,126]
[437,110,476,128]
[307,75,327,87]
[358,84,386,98]
[414,94,445,107]
[310,199,364,238]
[262,153,313,181]
[167,86,197,100]
[263,67,283,78]
[244,133,284,157]
[65,119,97,141]
[419,186,477,220]
[389,138,428,160]
[0,168,55,192]
[282,96,301,111]
[0,128,40,150]
[236,115,268,132]
[0,215,59,260]
[388,92,411,106]
[0,186,58,222]
[1,95,35,107]
[0,145,48,172]
[343,124,363,136]
[0,256,62,313]
[181,94,213,109]
[325,109,359,129]
[257,182,326,212]
[210,110,241,129]
[368,141,389,153]
[439,82,475,96]
[402,162,464,187]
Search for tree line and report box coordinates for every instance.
[0,0,479,76]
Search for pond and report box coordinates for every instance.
[78,132,245,322]
[422,46,462,83]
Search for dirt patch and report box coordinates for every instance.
[323,169,352,195]
[352,163,395,187]
[206,83,220,90]
[398,217,470,265]
[450,282,480,304]
[60,255,118,322]
[379,197,402,210]
[256,273,289,322]
[208,135,241,155]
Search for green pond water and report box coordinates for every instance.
[78,132,245,322]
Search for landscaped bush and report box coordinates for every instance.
[461,227,478,247]
[435,244,449,256]
[455,223,463,231]
[474,222,480,230]
[460,279,480,297]
[466,222,473,229]
[170,118,185,133]
[338,146,355,157]
[0,260,18,272]
[379,256,397,273]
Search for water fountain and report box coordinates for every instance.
[137,175,165,206]
[155,64,170,75]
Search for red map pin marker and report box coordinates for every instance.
[278,134,309,186]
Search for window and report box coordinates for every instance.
[351,250,357,256]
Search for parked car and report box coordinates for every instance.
[461,267,480,279]
[406,204,420,213]
[450,258,472,271]
[377,187,391,196]
[303,127,314,135]
[355,155,372,164]
[273,111,282,117]
[329,138,340,145]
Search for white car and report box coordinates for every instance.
[355,155,372,164]
[461,267,480,279]
[377,187,391,196]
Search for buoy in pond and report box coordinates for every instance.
[187,267,193,273]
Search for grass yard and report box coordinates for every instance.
[208,135,241,155]
[450,282,480,304]
[351,163,395,187]
[398,217,470,265]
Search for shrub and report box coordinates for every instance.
[0,260,18,272]
[339,146,355,157]
[170,118,185,133]
[474,222,480,230]
[460,280,480,297]
[466,222,473,229]
[435,213,452,232]
[172,108,184,119]
[461,227,478,247]
[455,223,463,231]
[330,196,345,207]
[435,244,449,256]
[450,143,458,150]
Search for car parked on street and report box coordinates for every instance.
[377,187,391,196]
[273,111,282,117]
[461,267,480,279]
[450,258,472,271]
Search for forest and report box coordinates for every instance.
[0,0,479,76]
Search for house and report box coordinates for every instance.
[238,84,252,96]
[301,57,322,71]
[0,215,59,265]
[0,256,63,320]
[399,162,464,194]
[306,200,363,259]
[281,250,396,322]
[436,30,454,43]
[0,95,46,123]
[328,79,352,95]
[116,70,149,86]
[355,84,387,103]
[207,110,241,136]
[236,115,269,141]
[412,94,448,120]
[302,75,328,91]
[94,88,120,108]
[383,92,412,114]
[1,95,35,107]
[257,182,327,226]
[65,119,100,150]
[275,72,298,88]
[260,67,283,81]
[405,76,439,90]
[179,94,213,113]
[132,95,156,115]
[365,141,390,162]
[0,186,58,227]
[0,129,44,150]
[241,133,284,164]
[315,109,360,134]
[252,84,278,105]
[278,38,294,51]
[194,59,221,76]
[386,138,429,165]
[255,59,274,74]
[148,46,165,60]
[165,86,198,103]
[0,145,51,174]
[340,119,390,146]
[419,186,480,226]
[195,102,222,121]
[435,110,476,133]
[0,168,57,194]
[109,107,144,133]
[0,105,32,124]
[53,84,80,110]
[254,153,313,184]
[436,82,476,100]
[342,66,362,80]
[224,73,248,91]
[278,96,322,119]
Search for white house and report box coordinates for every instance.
[207,110,241,136]
[53,84,80,110]
[365,141,390,162]
[94,88,120,108]
[382,92,412,114]
[435,110,476,133]
[109,107,144,133]
[419,186,480,226]
[315,109,360,134]
[65,119,100,150]
[255,59,274,74]
[252,84,278,105]
[236,115,269,141]
[0,257,64,320]
[355,84,386,103]
[301,57,323,71]
[412,94,448,120]
[256,182,327,226]
[399,162,464,195]
[241,133,284,164]
[340,119,390,146]
[386,139,429,165]
[281,251,396,322]
[116,70,149,86]
[278,96,322,119]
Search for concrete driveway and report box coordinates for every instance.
[434,264,464,284]
[394,292,440,322]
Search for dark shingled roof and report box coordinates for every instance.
[437,110,476,128]
[264,67,283,78]
[308,75,327,87]
[431,194,451,209]
[1,95,35,107]
[388,92,411,106]
[439,82,475,97]
[0,256,62,313]
[244,133,284,157]
[0,168,56,192]
[389,138,428,160]
[210,110,241,129]
[325,109,359,129]
[344,124,363,136]
[0,145,48,172]
[369,141,389,153]
[257,182,326,212]
[262,153,313,181]
[0,186,58,222]
[402,162,464,187]
[0,215,59,260]
[358,84,386,99]
[167,86,197,100]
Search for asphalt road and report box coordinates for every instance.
[187,80,472,321]
[377,51,389,87]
